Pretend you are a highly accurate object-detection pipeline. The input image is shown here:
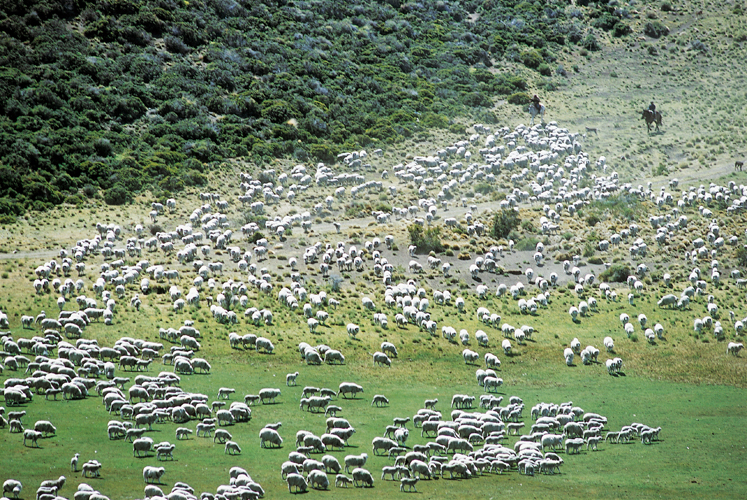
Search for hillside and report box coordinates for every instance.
[3,0,745,221]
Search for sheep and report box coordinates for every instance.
[727,342,744,355]
[335,474,353,488]
[347,323,360,338]
[400,477,419,492]
[23,429,42,447]
[259,388,281,404]
[344,453,368,473]
[259,427,283,448]
[352,468,374,488]
[603,337,614,352]
[2,480,22,499]
[34,420,57,437]
[286,473,308,493]
[502,339,512,356]
[381,341,398,358]
[224,440,241,455]
[373,351,392,368]
[564,348,574,366]
[286,371,299,386]
[339,382,364,399]
[371,394,390,407]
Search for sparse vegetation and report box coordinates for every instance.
[408,224,444,254]
[490,209,521,239]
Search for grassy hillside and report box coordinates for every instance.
[5,0,742,220]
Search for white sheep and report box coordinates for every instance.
[143,466,166,484]
[286,473,308,493]
[286,371,299,386]
[372,351,391,368]
[563,348,574,366]
[259,427,283,448]
[603,337,614,352]
[224,440,241,455]
[352,467,374,488]
[502,339,512,356]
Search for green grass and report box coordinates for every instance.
[2,271,747,499]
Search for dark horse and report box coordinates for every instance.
[641,109,662,133]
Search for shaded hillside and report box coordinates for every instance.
[0,0,637,217]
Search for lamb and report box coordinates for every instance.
[564,348,574,366]
[424,398,438,410]
[286,371,299,386]
[400,477,419,492]
[286,473,308,493]
[224,441,242,455]
[351,468,374,488]
[175,427,192,440]
[71,453,80,472]
[259,427,283,448]
[587,436,602,451]
[502,339,512,356]
[344,453,368,473]
[371,394,390,407]
[23,429,42,447]
[213,429,232,444]
[335,474,353,488]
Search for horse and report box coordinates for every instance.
[736,160,744,172]
[641,109,662,133]
[528,103,545,125]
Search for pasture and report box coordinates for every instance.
[2,2,747,496]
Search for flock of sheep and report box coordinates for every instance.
[1,116,746,498]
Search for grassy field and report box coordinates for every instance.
[3,2,747,499]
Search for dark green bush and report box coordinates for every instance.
[507,92,531,105]
[408,225,445,254]
[537,63,552,76]
[104,184,131,205]
[644,21,669,38]
[613,22,632,37]
[599,264,631,283]
[491,209,521,239]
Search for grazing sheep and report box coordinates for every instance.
[352,468,374,488]
[224,441,241,455]
[286,473,308,493]
[371,395,390,407]
[23,429,42,447]
[259,427,283,448]
[2,480,22,499]
[335,474,353,488]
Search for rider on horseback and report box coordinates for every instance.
[648,101,656,113]
[531,94,542,113]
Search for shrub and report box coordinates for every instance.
[613,22,632,37]
[586,214,600,227]
[408,225,444,254]
[737,246,747,267]
[520,49,543,69]
[149,224,163,236]
[644,21,669,38]
[537,63,552,76]
[491,210,521,239]
[660,3,673,12]
[103,184,131,205]
[507,92,531,105]
[582,33,600,51]
[515,237,539,251]
[599,264,631,283]
[583,242,595,258]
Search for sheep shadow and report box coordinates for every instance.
[617,371,627,377]
[472,277,483,283]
